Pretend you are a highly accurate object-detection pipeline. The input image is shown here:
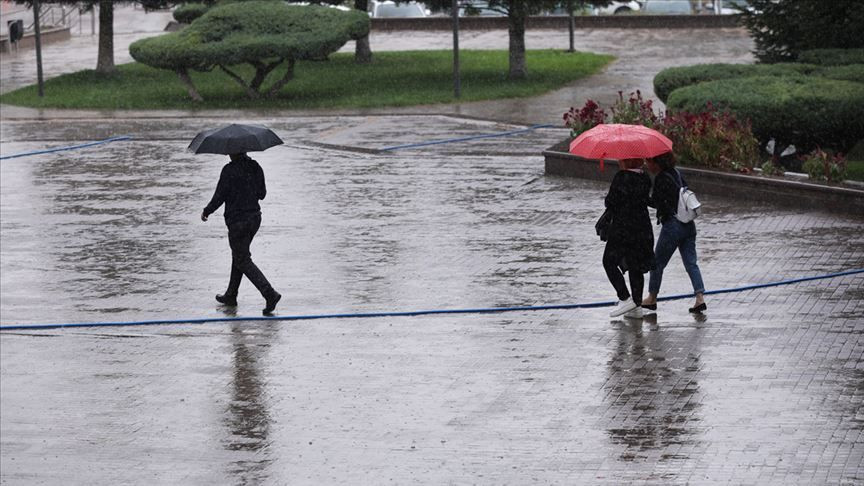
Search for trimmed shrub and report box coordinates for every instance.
[130,2,370,100]
[173,3,210,24]
[798,48,864,66]
[820,64,864,84]
[666,76,864,159]
[653,63,822,103]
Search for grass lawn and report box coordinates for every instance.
[0,49,613,110]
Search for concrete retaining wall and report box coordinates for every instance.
[372,14,741,31]
[544,144,864,216]
[162,14,743,35]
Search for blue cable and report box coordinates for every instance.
[0,136,133,160]
[380,124,556,151]
[1,269,861,331]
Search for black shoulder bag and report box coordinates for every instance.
[595,209,612,242]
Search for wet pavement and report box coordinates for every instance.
[2,115,864,484]
[2,9,864,486]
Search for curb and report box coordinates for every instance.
[543,144,864,216]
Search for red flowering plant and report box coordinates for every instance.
[563,99,607,137]
[610,90,659,128]
[660,104,761,172]
[801,149,847,182]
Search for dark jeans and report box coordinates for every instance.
[603,244,643,306]
[225,215,273,298]
[649,218,705,295]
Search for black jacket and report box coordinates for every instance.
[649,168,684,225]
[203,155,266,225]
[604,169,655,273]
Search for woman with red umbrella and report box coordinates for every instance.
[601,157,656,318]
[570,124,670,319]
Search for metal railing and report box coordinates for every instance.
[13,2,93,35]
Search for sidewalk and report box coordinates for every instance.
[2,112,864,485]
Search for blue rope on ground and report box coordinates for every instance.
[379,124,556,152]
[0,136,133,160]
[1,269,861,332]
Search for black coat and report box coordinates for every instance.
[649,168,684,225]
[604,169,655,274]
[203,155,267,226]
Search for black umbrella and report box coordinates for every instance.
[188,124,284,155]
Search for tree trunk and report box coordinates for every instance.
[219,65,260,99]
[249,60,281,92]
[266,59,296,97]
[354,0,372,63]
[176,68,203,102]
[507,1,527,80]
[568,1,576,53]
[96,0,114,73]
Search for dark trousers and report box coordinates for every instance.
[603,244,643,306]
[225,215,272,298]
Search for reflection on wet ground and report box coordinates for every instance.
[1,116,863,483]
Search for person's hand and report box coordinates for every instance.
[201,211,208,222]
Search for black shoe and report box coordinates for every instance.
[216,294,237,306]
[263,291,281,315]
[689,302,707,313]
[642,303,657,311]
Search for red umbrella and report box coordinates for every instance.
[569,124,673,170]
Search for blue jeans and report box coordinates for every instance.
[648,219,705,295]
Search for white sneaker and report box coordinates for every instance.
[624,307,644,319]
[610,298,637,317]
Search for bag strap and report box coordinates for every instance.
[665,168,687,190]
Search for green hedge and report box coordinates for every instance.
[798,48,864,66]
[131,2,369,71]
[653,63,823,103]
[820,64,864,84]
[173,3,210,24]
[666,76,864,154]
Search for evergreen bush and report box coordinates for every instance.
[738,0,864,63]
[797,48,864,66]
[653,63,822,103]
[173,3,210,24]
[130,2,369,100]
[666,76,864,161]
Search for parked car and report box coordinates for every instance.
[641,0,695,15]
[716,0,752,14]
[369,1,430,18]
[286,1,350,11]
[592,1,642,15]
[458,1,507,17]
[543,1,641,16]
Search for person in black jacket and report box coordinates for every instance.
[201,153,281,315]
[642,152,706,313]
[604,158,656,319]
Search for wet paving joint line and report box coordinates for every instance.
[0,135,133,160]
[378,124,556,152]
[1,269,862,332]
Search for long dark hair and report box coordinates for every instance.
[653,151,677,171]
